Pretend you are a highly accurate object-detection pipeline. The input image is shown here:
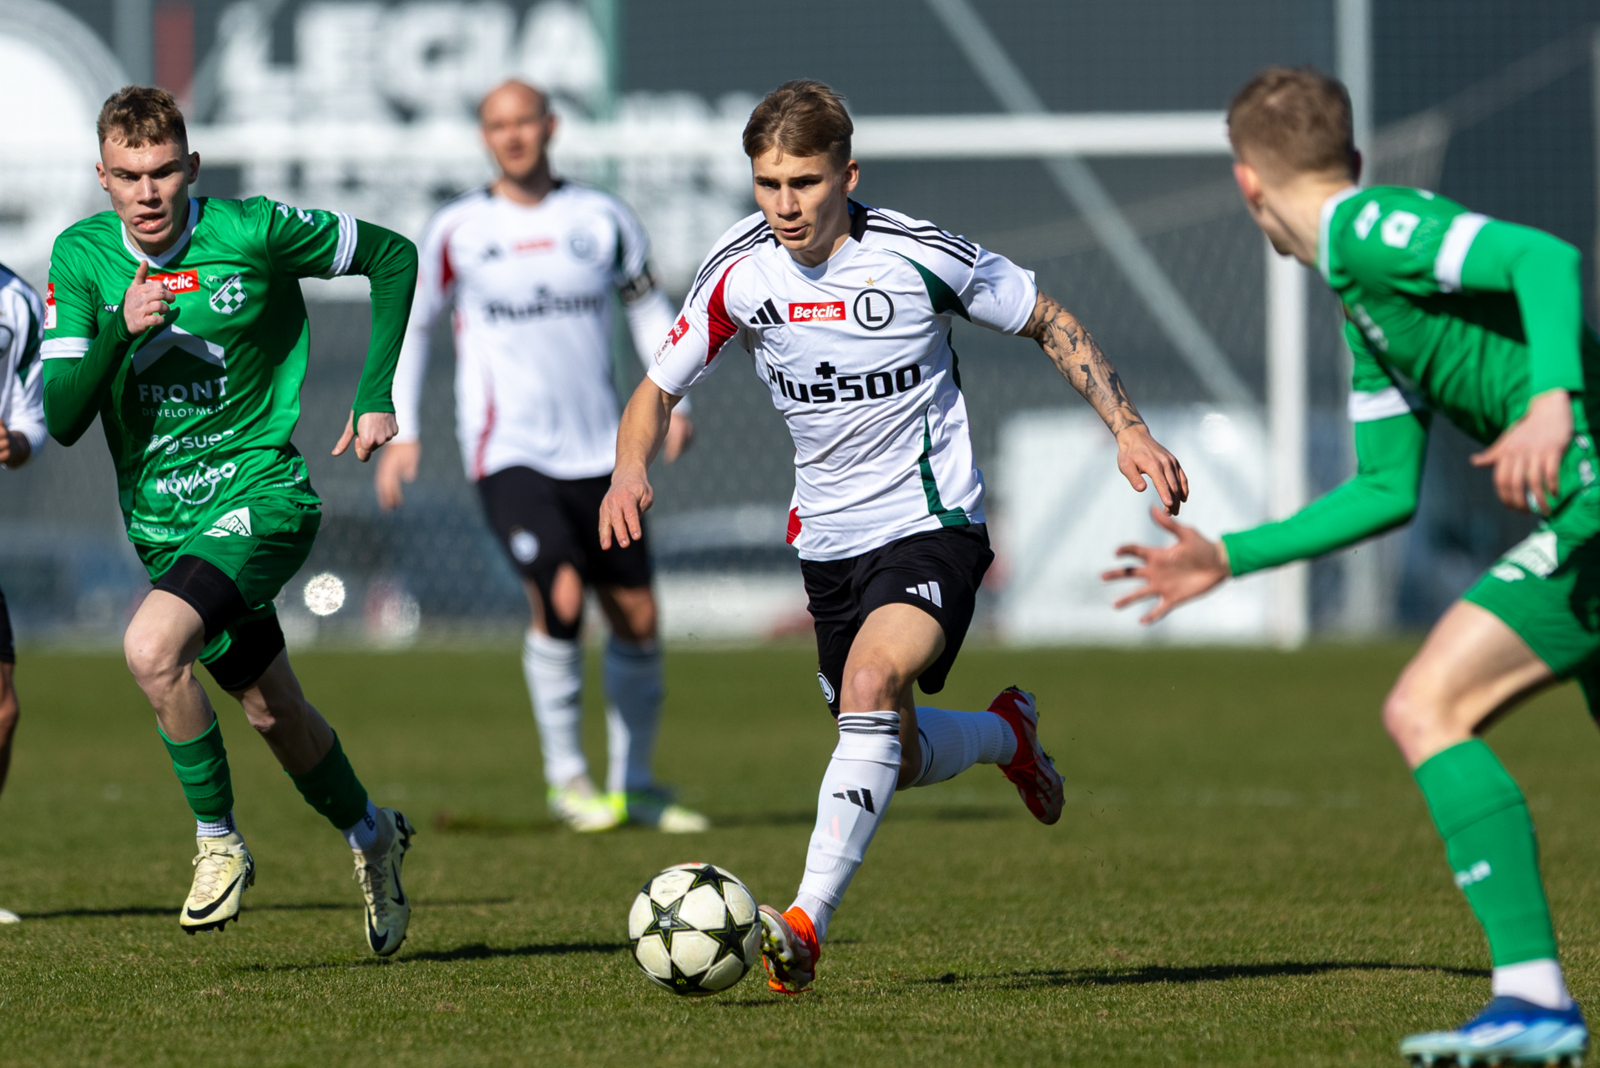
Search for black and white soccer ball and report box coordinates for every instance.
[628,862,761,996]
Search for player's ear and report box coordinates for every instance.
[186,151,201,186]
[840,158,860,195]
[95,159,110,193]
[1232,161,1263,206]
[1350,148,1363,185]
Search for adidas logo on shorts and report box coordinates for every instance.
[905,580,943,608]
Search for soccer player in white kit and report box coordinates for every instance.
[0,259,47,925]
[377,80,707,834]
[601,80,1189,992]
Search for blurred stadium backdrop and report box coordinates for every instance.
[1,0,1597,649]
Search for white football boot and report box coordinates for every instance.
[181,832,254,933]
[354,807,415,956]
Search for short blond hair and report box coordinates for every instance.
[742,80,853,168]
[1228,67,1354,179]
[98,85,188,149]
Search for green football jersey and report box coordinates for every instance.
[1320,184,1597,445]
[42,196,360,543]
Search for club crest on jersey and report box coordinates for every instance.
[205,273,247,315]
[566,230,599,262]
[789,301,845,324]
[152,269,200,294]
[655,315,690,363]
[853,289,894,330]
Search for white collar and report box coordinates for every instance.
[122,198,200,268]
[1317,185,1361,282]
[784,235,859,281]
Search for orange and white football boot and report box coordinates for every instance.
[758,904,822,994]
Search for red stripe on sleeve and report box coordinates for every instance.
[704,256,747,365]
[439,237,455,292]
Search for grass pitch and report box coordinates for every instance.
[3,642,1599,1066]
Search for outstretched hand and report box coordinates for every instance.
[1471,388,1572,514]
[1115,426,1189,516]
[1101,507,1230,624]
[333,411,398,462]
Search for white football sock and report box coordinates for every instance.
[789,892,836,942]
[523,629,588,787]
[908,706,1016,788]
[794,712,902,921]
[195,811,236,839]
[341,799,380,854]
[1492,958,1573,1009]
[603,637,664,794]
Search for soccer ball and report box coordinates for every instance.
[628,862,761,996]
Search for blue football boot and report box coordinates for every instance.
[1400,996,1587,1066]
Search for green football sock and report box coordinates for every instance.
[160,719,234,823]
[286,732,370,831]
[1413,739,1558,966]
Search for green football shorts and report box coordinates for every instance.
[1464,432,1600,681]
[134,495,321,663]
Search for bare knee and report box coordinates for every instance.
[123,625,187,699]
[548,564,584,628]
[841,660,905,713]
[1382,675,1459,763]
[235,684,307,738]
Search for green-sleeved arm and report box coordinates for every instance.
[1460,220,1585,396]
[1221,411,1429,576]
[41,310,135,446]
[347,220,418,419]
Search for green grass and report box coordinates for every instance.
[3,642,1599,1066]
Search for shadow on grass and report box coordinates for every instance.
[433,805,1016,836]
[241,941,629,971]
[22,897,512,921]
[920,960,1491,989]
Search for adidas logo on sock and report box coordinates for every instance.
[202,506,252,538]
[904,580,943,608]
[831,787,875,813]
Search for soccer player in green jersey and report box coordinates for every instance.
[1106,68,1591,1065]
[40,87,422,955]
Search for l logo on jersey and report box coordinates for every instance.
[789,301,845,324]
[853,289,893,330]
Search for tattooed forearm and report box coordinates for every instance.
[1022,292,1146,436]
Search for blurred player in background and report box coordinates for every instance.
[0,258,47,925]
[601,80,1187,993]
[41,87,420,955]
[1108,68,1593,1066]
[376,80,708,835]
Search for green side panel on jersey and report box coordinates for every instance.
[892,252,969,320]
[918,415,970,527]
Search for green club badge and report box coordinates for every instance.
[206,273,247,315]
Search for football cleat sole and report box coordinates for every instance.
[759,904,820,995]
[990,687,1065,825]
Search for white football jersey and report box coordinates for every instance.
[393,181,676,481]
[0,262,45,467]
[650,202,1037,561]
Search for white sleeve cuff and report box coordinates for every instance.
[1348,385,1422,422]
